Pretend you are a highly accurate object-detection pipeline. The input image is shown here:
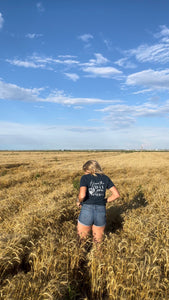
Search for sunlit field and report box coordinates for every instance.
[0,151,168,299]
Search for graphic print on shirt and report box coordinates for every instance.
[88,180,105,197]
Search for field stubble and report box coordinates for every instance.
[0,151,168,299]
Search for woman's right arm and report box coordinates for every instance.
[78,186,87,202]
[107,186,120,203]
[77,186,87,207]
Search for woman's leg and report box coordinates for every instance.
[92,225,105,243]
[77,221,92,240]
[93,205,106,243]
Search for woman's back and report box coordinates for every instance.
[80,173,114,205]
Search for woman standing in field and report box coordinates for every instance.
[77,160,120,243]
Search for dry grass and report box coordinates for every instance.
[0,151,168,299]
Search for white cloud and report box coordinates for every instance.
[103,39,112,50]
[56,59,79,65]
[58,55,77,58]
[32,55,79,65]
[82,53,109,67]
[6,53,121,80]
[6,55,80,69]
[115,25,169,67]
[126,25,169,64]
[154,25,169,39]
[115,57,136,69]
[26,33,43,39]
[133,89,152,95]
[36,2,45,13]
[98,104,136,128]
[0,79,121,105]
[83,66,122,78]
[0,12,4,29]
[45,90,120,105]
[6,59,45,69]
[126,69,169,90]
[106,114,135,129]
[161,37,169,43]
[91,53,108,65]
[78,33,93,43]
[97,100,169,129]
[128,43,169,64]
[0,80,42,102]
[64,73,79,81]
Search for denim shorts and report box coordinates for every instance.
[78,204,106,227]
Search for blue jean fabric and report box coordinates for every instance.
[78,204,106,227]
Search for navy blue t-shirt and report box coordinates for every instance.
[80,173,114,205]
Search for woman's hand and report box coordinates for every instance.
[76,197,82,208]
[76,201,81,208]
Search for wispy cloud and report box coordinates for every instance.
[64,73,79,81]
[133,89,152,95]
[58,55,77,58]
[6,53,122,80]
[83,66,122,78]
[126,69,169,90]
[114,25,169,70]
[81,53,108,67]
[33,56,79,66]
[115,57,136,69]
[97,100,169,129]
[78,33,93,43]
[25,33,43,39]
[103,39,112,51]
[6,59,45,69]
[154,25,169,39]
[0,12,4,29]
[98,104,136,128]
[45,90,120,105]
[0,79,121,105]
[78,33,94,48]
[126,25,169,64]
[6,55,80,69]
[6,53,108,70]
[128,43,169,64]
[36,2,45,13]
[66,126,107,132]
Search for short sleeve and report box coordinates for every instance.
[80,175,88,187]
[107,176,115,189]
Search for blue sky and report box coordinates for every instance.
[1,0,169,150]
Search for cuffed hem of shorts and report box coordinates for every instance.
[78,220,92,227]
[78,220,106,227]
[92,223,106,228]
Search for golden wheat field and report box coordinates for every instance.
[0,151,168,300]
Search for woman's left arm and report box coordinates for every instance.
[107,186,120,203]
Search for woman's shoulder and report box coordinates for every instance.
[99,173,112,181]
[80,173,91,180]
[97,173,108,177]
[81,173,91,178]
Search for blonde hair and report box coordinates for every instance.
[83,160,103,176]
